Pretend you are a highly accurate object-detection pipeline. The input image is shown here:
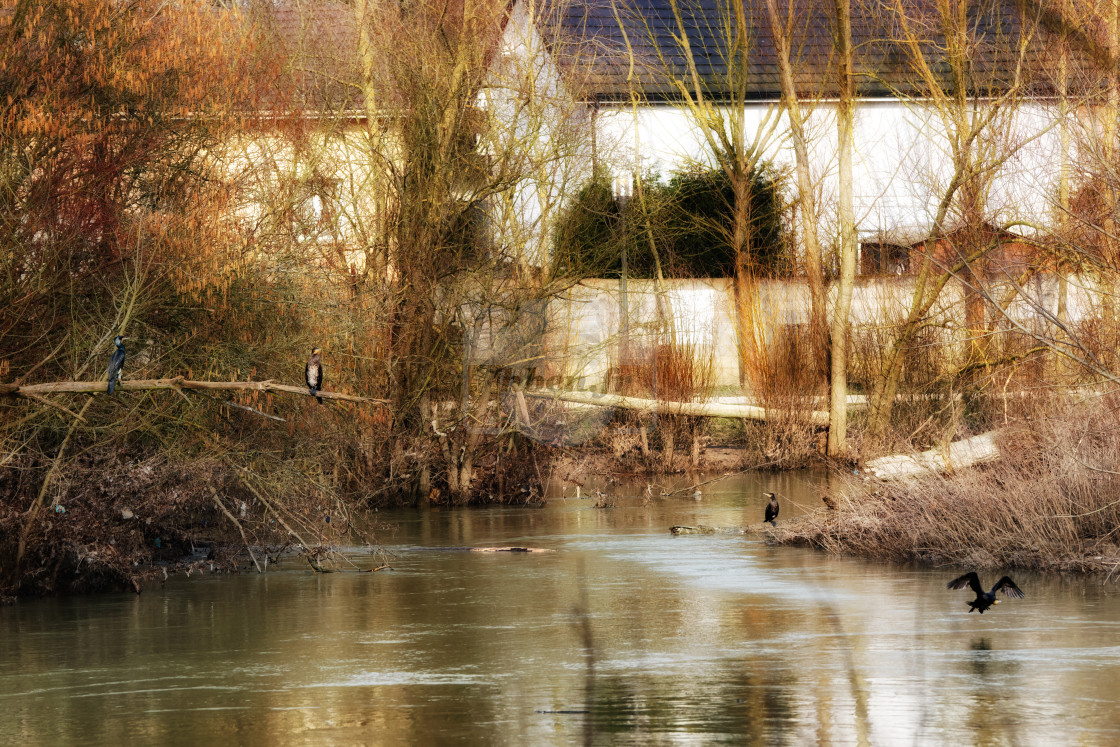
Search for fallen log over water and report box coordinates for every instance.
[524,389,830,426]
[863,431,1001,480]
[0,377,386,405]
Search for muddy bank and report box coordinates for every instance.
[0,453,357,602]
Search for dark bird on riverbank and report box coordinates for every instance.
[305,346,323,403]
[107,335,127,394]
[947,572,1024,613]
[763,492,779,525]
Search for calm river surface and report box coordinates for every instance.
[3,470,1120,746]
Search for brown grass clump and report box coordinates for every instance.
[604,339,714,470]
[782,395,1120,573]
[652,340,715,470]
[737,299,824,466]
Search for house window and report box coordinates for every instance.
[860,242,910,275]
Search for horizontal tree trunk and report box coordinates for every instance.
[0,377,385,404]
[863,432,1000,480]
[525,389,830,426]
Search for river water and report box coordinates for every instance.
[3,470,1120,745]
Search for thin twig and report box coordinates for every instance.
[211,488,263,573]
[23,393,88,423]
[184,388,286,422]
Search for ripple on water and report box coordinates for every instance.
[586,535,858,604]
[309,670,497,688]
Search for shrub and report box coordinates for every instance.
[552,165,788,279]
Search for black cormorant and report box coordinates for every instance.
[947,572,1024,613]
[305,346,323,403]
[107,335,127,394]
[763,492,779,525]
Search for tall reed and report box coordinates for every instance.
[734,276,823,464]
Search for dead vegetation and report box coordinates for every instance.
[738,304,825,466]
[782,394,1120,573]
[601,339,715,471]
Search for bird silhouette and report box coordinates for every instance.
[947,572,1024,613]
[305,346,324,403]
[763,492,779,525]
[106,335,127,394]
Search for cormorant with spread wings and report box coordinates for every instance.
[947,572,1024,613]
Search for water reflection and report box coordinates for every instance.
[1,470,1119,744]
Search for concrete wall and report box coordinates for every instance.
[540,274,1091,391]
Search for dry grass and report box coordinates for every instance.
[783,394,1120,573]
[604,339,714,470]
[735,279,825,465]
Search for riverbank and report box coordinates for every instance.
[773,407,1120,574]
[9,392,1120,603]
[0,451,358,602]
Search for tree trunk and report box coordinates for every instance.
[828,0,857,458]
[731,162,758,387]
[1057,2,1070,337]
[690,418,701,467]
[661,426,675,472]
[765,0,827,379]
[1104,0,1120,317]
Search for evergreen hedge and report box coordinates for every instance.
[553,165,788,279]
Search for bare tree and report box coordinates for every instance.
[627,0,787,387]
[242,0,598,502]
[863,0,1040,442]
[764,0,828,377]
[829,0,858,456]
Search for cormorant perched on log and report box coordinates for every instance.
[763,492,779,525]
[107,336,127,394]
[947,572,1024,614]
[305,346,323,403]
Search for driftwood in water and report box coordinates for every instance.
[864,431,1001,480]
[306,556,337,573]
[0,377,385,405]
[469,546,554,553]
[525,389,829,426]
[306,556,391,573]
[411,545,554,553]
[670,525,748,535]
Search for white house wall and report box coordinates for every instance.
[593,98,1065,249]
[217,129,389,276]
[483,0,596,266]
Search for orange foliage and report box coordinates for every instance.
[0,0,251,295]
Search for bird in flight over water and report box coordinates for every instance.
[947,572,1024,613]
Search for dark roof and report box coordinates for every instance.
[252,0,514,114]
[252,0,364,112]
[538,0,1071,102]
